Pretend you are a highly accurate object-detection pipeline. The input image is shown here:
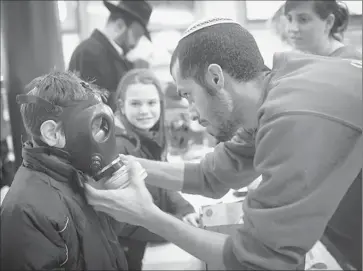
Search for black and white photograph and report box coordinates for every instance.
[0,1,362,270]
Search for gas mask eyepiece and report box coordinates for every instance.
[89,115,126,181]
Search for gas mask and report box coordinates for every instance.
[16,93,125,181]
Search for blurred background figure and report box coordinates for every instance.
[270,0,362,57]
[68,0,153,112]
[284,0,361,58]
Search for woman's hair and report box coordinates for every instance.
[284,0,350,42]
[115,68,167,154]
[116,68,164,104]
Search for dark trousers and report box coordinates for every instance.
[321,171,362,270]
[120,239,147,270]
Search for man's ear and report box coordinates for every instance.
[115,18,127,34]
[40,120,65,147]
[325,13,335,34]
[206,64,225,91]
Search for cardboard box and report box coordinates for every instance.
[200,201,244,228]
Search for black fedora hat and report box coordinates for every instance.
[103,0,153,40]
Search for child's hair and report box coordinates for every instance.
[115,68,167,154]
[21,70,107,140]
[116,68,164,104]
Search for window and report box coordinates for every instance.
[58,1,78,32]
[57,1,80,67]
[342,1,362,15]
[147,1,195,83]
[83,1,109,37]
[246,1,285,21]
[62,34,80,67]
[1,29,5,81]
[149,7,194,31]
[149,1,194,10]
[245,0,362,22]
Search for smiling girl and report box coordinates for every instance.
[114,68,199,270]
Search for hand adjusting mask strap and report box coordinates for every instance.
[16,94,63,116]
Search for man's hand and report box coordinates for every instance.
[84,156,158,227]
[182,213,201,227]
[87,156,229,268]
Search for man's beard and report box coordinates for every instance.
[209,120,236,143]
[213,133,231,143]
[115,40,130,55]
[114,33,131,55]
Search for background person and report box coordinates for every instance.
[273,0,361,58]
[68,0,153,112]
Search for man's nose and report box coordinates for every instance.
[188,104,199,121]
[288,20,299,32]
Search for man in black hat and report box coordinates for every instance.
[68,0,153,112]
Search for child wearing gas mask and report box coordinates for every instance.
[1,71,129,270]
[114,68,199,270]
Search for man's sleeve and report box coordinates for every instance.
[1,205,68,270]
[222,114,362,270]
[183,129,259,199]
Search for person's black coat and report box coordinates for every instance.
[68,29,133,111]
[1,142,128,270]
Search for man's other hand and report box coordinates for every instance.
[183,213,201,227]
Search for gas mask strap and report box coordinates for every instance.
[16,94,63,116]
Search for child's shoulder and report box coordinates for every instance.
[114,121,136,153]
[115,134,136,155]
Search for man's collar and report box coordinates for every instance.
[98,28,124,56]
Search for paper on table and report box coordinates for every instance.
[200,201,244,227]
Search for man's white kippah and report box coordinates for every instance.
[180,17,241,40]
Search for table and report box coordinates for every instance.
[142,242,205,270]
[141,192,246,270]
